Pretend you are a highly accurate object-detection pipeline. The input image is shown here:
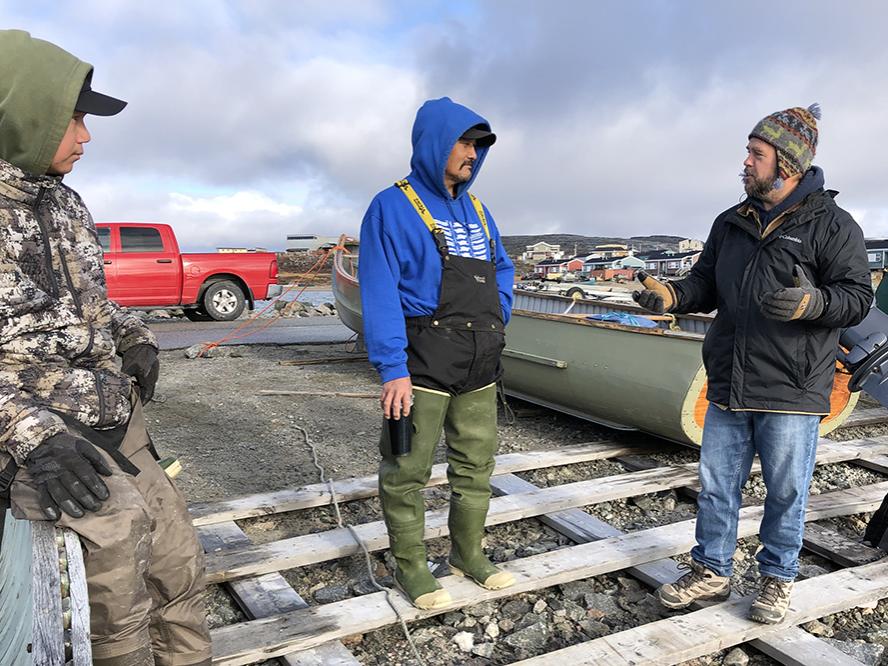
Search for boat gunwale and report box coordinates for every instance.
[512,308,705,340]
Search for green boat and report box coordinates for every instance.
[332,246,858,446]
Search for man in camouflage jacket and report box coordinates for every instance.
[0,31,211,666]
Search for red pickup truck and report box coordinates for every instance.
[96,222,281,321]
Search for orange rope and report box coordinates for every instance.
[197,244,348,356]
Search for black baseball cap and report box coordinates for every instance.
[74,71,127,116]
[460,124,496,147]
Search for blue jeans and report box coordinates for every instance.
[691,405,820,581]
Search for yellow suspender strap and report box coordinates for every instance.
[395,180,438,235]
[395,180,494,253]
[469,193,494,254]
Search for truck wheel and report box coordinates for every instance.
[202,281,246,321]
[184,309,213,322]
[566,287,584,299]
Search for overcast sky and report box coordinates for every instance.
[4,1,887,251]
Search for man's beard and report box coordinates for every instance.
[743,170,777,199]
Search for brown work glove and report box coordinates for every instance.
[632,270,678,314]
[761,264,825,321]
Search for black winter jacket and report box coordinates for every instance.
[672,185,872,414]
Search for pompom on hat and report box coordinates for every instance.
[749,103,821,181]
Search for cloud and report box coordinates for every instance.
[3,1,888,248]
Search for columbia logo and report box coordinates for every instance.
[779,234,802,244]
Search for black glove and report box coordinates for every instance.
[761,263,825,321]
[122,344,160,403]
[25,432,113,520]
[632,270,678,314]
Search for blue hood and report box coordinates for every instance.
[409,97,492,200]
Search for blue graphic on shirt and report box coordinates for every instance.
[435,218,489,259]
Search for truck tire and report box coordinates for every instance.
[566,287,584,299]
[202,280,246,321]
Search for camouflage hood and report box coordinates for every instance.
[0,30,92,175]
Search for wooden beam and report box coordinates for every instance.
[199,523,360,666]
[512,560,888,665]
[189,440,644,526]
[64,529,93,666]
[489,473,865,666]
[841,406,888,429]
[208,481,888,665]
[802,523,883,567]
[204,438,888,583]
[31,521,65,666]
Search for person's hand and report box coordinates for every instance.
[381,376,413,420]
[632,270,677,314]
[121,344,160,403]
[761,263,825,321]
[24,432,113,520]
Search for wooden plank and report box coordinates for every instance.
[803,522,883,567]
[208,481,888,665]
[258,390,378,398]
[204,438,888,583]
[199,522,361,666]
[512,560,888,665]
[64,529,93,665]
[753,629,869,666]
[489,474,864,666]
[279,356,368,366]
[190,440,643,526]
[854,453,888,475]
[842,406,888,428]
[30,521,65,666]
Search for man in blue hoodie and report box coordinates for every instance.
[359,97,516,609]
[634,105,871,624]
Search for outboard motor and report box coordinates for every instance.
[838,304,888,549]
[837,306,888,406]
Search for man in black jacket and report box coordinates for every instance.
[635,104,872,624]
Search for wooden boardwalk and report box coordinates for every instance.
[193,429,888,665]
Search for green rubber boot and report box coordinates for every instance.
[444,385,515,590]
[379,387,452,609]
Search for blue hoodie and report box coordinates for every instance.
[359,97,515,383]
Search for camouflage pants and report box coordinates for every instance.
[10,398,211,665]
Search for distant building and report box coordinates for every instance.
[590,243,629,259]
[866,239,888,270]
[287,234,340,252]
[583,254,644,274]
[638,249,702,277]
[679,238,704,252]
[534,257,568,278]
[522,241,564,261]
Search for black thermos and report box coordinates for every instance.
[387,413,412,456]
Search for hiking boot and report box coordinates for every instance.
[749,576,793,624]
[657,560,731,609]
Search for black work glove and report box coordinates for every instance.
[122,344,160,403]
[761,263,825,322]
[25,432,113,520]
[632,270,678,314]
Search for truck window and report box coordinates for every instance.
[97,227,111,252]
[120,227,164,253]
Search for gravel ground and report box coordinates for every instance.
[148,343,888,665]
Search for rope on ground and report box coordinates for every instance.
[197,244,348,357]
[296,425,427,666]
